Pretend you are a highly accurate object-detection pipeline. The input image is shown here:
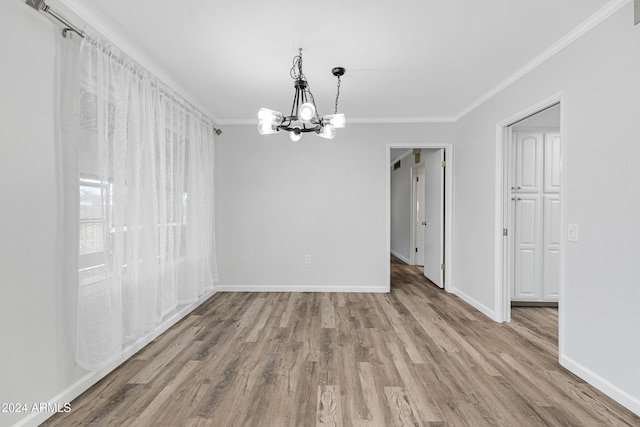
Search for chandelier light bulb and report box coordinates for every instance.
[318,124,336,140]
[258,108,284,125]
[298,102,316,122]
[257,120,278,135]
[290,129,302,142]
[323,113,346,129]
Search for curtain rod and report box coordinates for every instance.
[25,0,223,136]
[26,0,85,38]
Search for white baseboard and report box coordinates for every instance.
[450,287,497,321]
[390,249,411,264]
[560,354,640,417]
[215,284,389,293]
[15,290,217,427]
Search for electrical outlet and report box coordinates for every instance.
[305,255,312,265]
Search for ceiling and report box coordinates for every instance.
[56,0,613,124]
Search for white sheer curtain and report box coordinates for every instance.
[64,34,218,370]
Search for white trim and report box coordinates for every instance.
[390,249,411,265]
[387,142,453,294]
[335,117,458,124]
[217,118,261,125]
[557,98,567,360]
[560,354,640,416]
[215,285,388,293]
[15,289,217,427]
[495,125,508,323]
[410,161,424,266]
[218,116,458,126]
[450,287,497,321]
[386,144,392,292]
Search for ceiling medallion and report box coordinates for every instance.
[257,48,345,142]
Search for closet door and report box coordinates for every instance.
[544,132,561,193]
[515,132,542,193]
[513,194,542,300]
[511,130,560,302]
[513,132,543,300]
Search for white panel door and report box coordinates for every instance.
[543,195,561,299]
[414,166,425,266]
[513,195,541,299]
[544,132,561,193]
[515,132,542,193]
[423,150,444,288]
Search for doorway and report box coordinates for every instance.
[388,143,452,292]
[414,164,426,267]
[509,112,560,304]
[496,95,563,323]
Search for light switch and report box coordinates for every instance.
[568,224,579,242]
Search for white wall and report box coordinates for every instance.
[215,123,454,292]
[454,3,640,413]
[0,2,215,426]
[0,3,81,427]
[390,154,412,262]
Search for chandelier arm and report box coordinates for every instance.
[290,84,300,119]
[295,85,302,119]
[279,124,320,133]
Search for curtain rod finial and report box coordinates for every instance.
[26,0,47,11]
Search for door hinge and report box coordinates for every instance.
[503,228,508,236]
[415,247,418,253]
[441,263,446,271]
[441,160,446,167]
[416,176,419,182]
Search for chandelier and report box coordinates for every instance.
[257,49,345,142]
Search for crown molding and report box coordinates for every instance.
[217,116,458,126]
[342,116,457,124]
[453,0,631,121]
[58,0,630,127]
[57,0,221,125]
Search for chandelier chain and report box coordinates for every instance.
[290,49,305,81]
[334,75,341,115]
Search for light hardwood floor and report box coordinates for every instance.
[43,257,640,426]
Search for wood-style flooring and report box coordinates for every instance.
[43,257,640,426]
